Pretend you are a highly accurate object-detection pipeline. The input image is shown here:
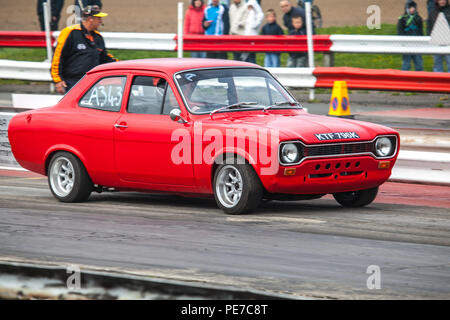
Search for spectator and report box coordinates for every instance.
[428,0,437,16]
[287,15,307,67]
[398,1,424,71]
[279,0,306,32]
[241,0,264,63]
[406,0,435,17]
[229,0,248,61]
[74,0,103,23]
[203,0,230,59]
[51,5,117,94]
[185,0,207,58]
[428,0,450,72]
[261,9,284,67]
[37,0,65,31]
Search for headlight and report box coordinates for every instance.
[375,137,393,157]
[281,143,300,164]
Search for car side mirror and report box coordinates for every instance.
[169,108,187,123]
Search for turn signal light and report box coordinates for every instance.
[378,161,390,169]
[284,168,297,176]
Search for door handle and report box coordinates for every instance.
[114,124,128,129]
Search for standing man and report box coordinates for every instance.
[51,5,118,94]
[398,1,424,71]
[37,0,65,31]
[229,0,249,61]
[428,0,450,72]
[203,0,230,59]
[279,0,306,32]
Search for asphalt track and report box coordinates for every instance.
[0,171,449,299]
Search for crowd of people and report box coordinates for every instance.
[398,0,450,72]
[38,0,450,74]
[184,0,311,67]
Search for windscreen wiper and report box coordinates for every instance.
[210,102,258,116]
[263,101,301,112]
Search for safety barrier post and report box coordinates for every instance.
[304,0,315,101]
[177,2,184,58]
[43,1,55,93]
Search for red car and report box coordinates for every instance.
[8,59,399,214]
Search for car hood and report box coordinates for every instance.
[200,111,397,143]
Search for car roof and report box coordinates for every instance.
[88,58,262,75]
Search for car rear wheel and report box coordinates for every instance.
[48,152,92,202]
[213,162,263,215]
[333,187,379,208]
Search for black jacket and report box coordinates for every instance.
[51,23,117,83]
[283,6,306,32]
[288,28,307,58]
[427,1,450,35]
[397,13,423,36]
[261,22,284,35]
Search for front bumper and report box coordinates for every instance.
[260,155,396,194]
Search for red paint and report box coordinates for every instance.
[178,34,333,53]
[357,108,450,120]
[376,182,450,208]
[0,31,52,48]
[314,67,450,93]
[8,58,399,197]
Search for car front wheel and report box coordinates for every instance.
[333,187,379,208]
[48,151,93,203]
[213,162,263,215]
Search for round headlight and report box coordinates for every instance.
[375,137,393,157]
[281,143,299,164]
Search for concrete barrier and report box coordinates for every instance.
[0,112,21,170]
[0,260,296,300]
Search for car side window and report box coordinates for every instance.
[79,76,126,112]
[128,76,166,115]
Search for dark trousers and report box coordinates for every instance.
[64,78,82,93]
[38,14,60,31]
[206,52,228,60]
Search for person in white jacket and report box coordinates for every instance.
[241,0,264,63]
[229,0,249,61]
[245,0,264,35]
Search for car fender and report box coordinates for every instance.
[44,144,88,175]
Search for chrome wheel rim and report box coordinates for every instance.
[49,157,75,198]
[216,165,243,208]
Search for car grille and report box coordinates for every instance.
[304,142,373,157]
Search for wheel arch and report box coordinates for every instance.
[210,152,263,192]
[44,145,89,176]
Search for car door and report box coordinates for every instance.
[76,75,126,186]
[114,73,194,187]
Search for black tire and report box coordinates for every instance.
[213,160,263,215]
[333,187,379,208]
[48,151,93,203]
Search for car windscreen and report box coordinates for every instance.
[174,68,300,114]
